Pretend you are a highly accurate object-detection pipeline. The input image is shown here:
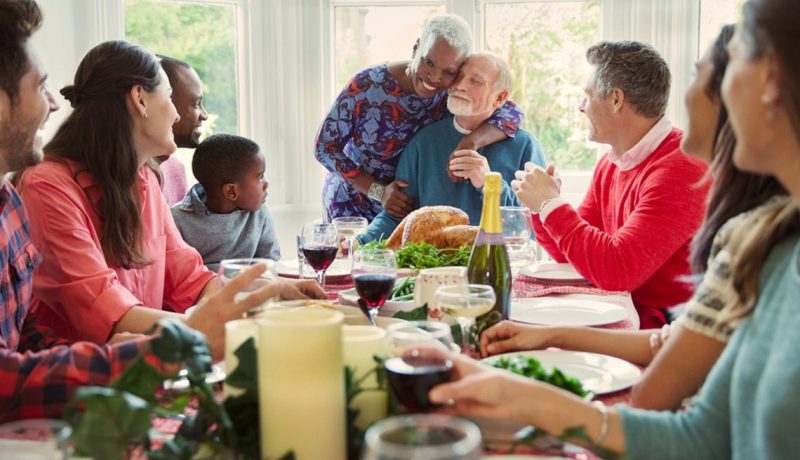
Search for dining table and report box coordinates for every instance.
[150,269,640,459]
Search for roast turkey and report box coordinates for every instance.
[385,206,478,249]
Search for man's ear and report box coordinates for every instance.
[611,88,625,113]
[223,183,239,201]
[761,52,782,106]
[493,89,509,109]
[127,85,147,119]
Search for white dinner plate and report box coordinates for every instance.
[520,262,589,283]
[483,350,641,395]
[274,258,351,282]
[510,297,629,327]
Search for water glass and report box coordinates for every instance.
[500,206,535,273]
[0,419,71,460]
[352,248,397,321]
[301,223,339,286]
[362,414,482,460]
[332,216,369,261]
[435,284,496,354]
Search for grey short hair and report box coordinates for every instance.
[410,14,473,74]
[467,52,513,94]
[586,40,670,118]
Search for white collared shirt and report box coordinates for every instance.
[608,116,673,171]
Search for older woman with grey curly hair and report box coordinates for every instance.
[314,14,525,222]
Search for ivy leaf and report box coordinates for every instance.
[67,387,152,459]
[225,337,257,394]
[392,304,428,321]
[150,318,212,376]
[110,356,163,405]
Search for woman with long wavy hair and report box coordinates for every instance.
[422,0,800,457]
[17,40,323,343]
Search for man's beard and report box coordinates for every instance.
[0,116,42,172]
[447,94,477,116]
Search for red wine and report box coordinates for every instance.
[302,245,337,271]
[354,274,396,307]
[384,355,453,412]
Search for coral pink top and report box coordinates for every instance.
[18,159,215,343]
[532,129,709,328]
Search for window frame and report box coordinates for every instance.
[83,0,711,207]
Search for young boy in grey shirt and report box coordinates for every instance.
[171,134,280,271]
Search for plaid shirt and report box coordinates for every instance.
[0,182,153,422]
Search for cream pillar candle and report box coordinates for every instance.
[342,325,389,430]
[258,308,346,460]
[223,318,259,399]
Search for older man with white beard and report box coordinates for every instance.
[357,52,545,244]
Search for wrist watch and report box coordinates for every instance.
[367,182,386,202]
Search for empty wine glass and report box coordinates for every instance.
[301,223,339,287]
[362,414,482,460]
[434,284,496,354]
[332,216,368,262]
[500,206,535,275]
[352,248,397,322]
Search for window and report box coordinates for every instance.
[483,1,601,172]
[124,0,239,136]
[333,3,445,91]
[699,0,745,54]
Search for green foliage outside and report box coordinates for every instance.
[485,1,601,170]
[124,0,238,136]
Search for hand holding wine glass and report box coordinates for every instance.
[352,248,397,323]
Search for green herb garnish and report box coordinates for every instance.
[492,356,589,397]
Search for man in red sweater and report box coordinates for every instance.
[513,41,709,328]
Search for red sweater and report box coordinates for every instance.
[532,129,709,328]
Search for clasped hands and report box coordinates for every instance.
[511,162,562,212]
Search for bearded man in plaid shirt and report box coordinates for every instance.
[0,0,280,422]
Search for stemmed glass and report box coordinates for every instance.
[386,321,456,355]
[435,284,496,354]
[500,206,535,275]
[352,248,397,323]
[301,223,339,287]
[362,414,482,460]
[332,216,368,263]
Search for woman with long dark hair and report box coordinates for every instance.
[424,1,800,457]
[18,41,323,343]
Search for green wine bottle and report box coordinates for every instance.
[467,172,511,329]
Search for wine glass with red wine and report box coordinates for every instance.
[384,352,454,413]
[352,248,397,322]
[301,223,339,287]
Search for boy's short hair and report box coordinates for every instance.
[192,134,261,189]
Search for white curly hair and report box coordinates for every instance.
[409,14,473,74]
